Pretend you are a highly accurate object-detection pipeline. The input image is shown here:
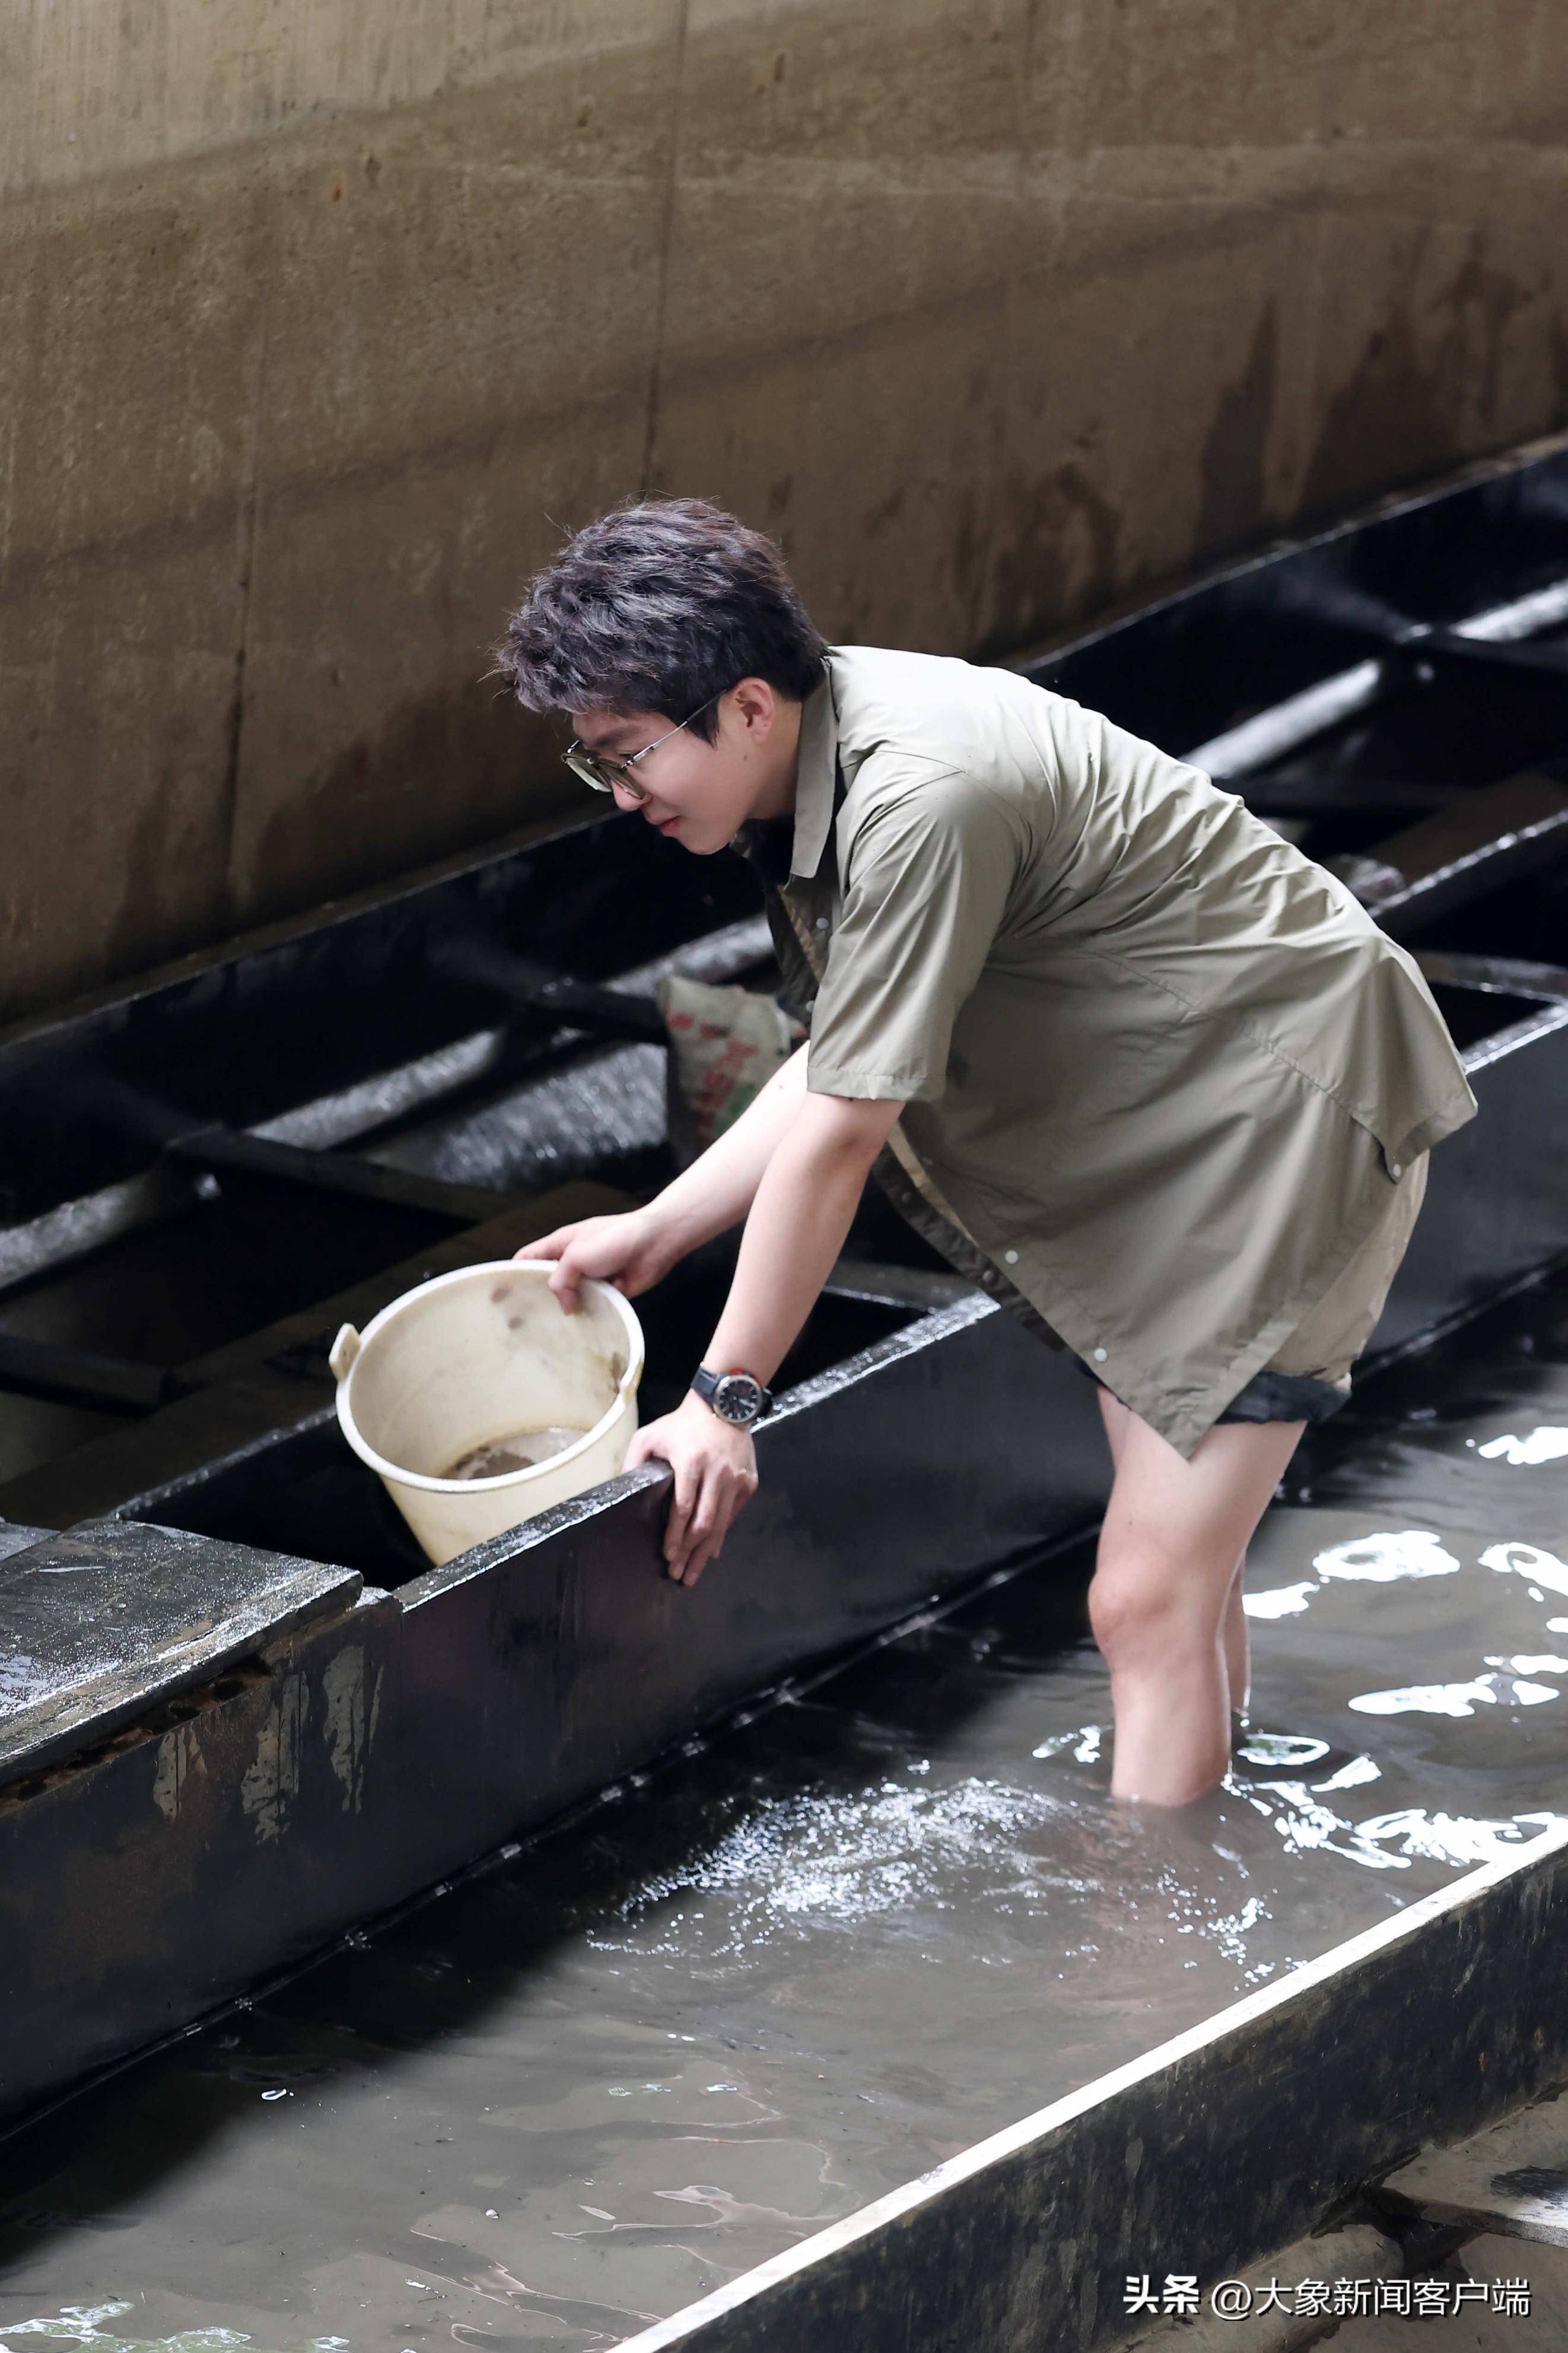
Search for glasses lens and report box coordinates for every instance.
[562,747,649,803]
[563,748,613,794]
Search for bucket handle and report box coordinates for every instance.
[329,1323,362,1383]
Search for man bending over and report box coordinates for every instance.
[494,500,1474,1806]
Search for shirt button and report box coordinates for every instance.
[1093,1347,1108,1363]
[1390,1161,1402,1178]
[815,916,828,931]
[1003,1249,1019,1264]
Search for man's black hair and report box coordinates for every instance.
[496,498,826,741]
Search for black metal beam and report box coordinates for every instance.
[165,1126,510,1225]
[0,812,759,1223]
[1416,950,1568,1002]
[1341,775,1568,938]
[428,936,669,1044]
[0,1181,635,1530]
[1024,436,1568,755]
[1245,777,1464,820]
[1415,627,1568,681]
[0,1335,171,1417]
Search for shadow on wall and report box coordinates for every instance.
[1198,305,1280,561]
[968,463,1123,669]
[233,686,579,939]
[87,686,578,995]
[1302,233,1551,521]
[971,230,1564,671]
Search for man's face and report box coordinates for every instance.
[568,679,797,854]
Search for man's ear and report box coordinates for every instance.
[728,675,778,736]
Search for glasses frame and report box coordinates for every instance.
[562,694,721,805]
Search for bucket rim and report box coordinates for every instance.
[333,1259,644,1495]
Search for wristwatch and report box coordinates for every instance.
[691,1364,774,1428]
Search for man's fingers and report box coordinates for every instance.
[672,1472,752,1584]
[513,1226,573,1263]
[663,1457,699,1566]
[678,1494,720,1584]
[625,1413,680,1474]
[667,1462,723,1580]
[548,1252,584,1312]
[681,1521,726,1584]
[629,1432,761,1587]
[516,1227,586,1307]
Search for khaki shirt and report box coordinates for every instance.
[742,646,1477,1457]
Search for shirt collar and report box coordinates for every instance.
[787,661,838,881]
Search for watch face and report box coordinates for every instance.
[712,1372,763,1425]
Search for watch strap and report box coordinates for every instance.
[691,1364,774,1424]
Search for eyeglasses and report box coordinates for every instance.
[562,695,720,805]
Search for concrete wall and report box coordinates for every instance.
[3,1,1566,1025]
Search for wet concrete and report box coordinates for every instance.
[0,1272,1565,2349]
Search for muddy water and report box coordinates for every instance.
[443,1426,586,1481]
[2,1277,1567,2351]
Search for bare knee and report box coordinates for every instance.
[1089,1552,1208,1672]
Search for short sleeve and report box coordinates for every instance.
[806,764,1019,1103]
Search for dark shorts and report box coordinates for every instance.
[1075,1357,1351,1425]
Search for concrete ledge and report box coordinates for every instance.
[0,1521,361,1789]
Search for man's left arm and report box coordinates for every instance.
[625,1087,904,1585]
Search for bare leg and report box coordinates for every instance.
[1091,1394,1303,1805]
[1224,1549,1250,1723]
[1098,1385,1133,1474]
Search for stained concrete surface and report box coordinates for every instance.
[1333,2244,1568,2351]
[0,1524,360,1786]
[1380,2090,1568,2251]
[4,1,1568,1020]
[1125,2098,1568,2349]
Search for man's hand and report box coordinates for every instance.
[625,1391,759,1586]
[514,1208,678,1311]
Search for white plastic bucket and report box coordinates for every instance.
[330,1261,644,1566]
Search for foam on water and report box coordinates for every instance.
[0,2307,278,2351]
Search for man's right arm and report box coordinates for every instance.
[514,1040,811,1306]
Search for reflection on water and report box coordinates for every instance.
[1312,1528,1459,1581]
[1349,1674,1546,1717]
[2,1272,1567,2348]
[1476,1424,1568,1466]
[1481,1539,1568,1598]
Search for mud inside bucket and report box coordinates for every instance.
[330,1262,644,1565]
